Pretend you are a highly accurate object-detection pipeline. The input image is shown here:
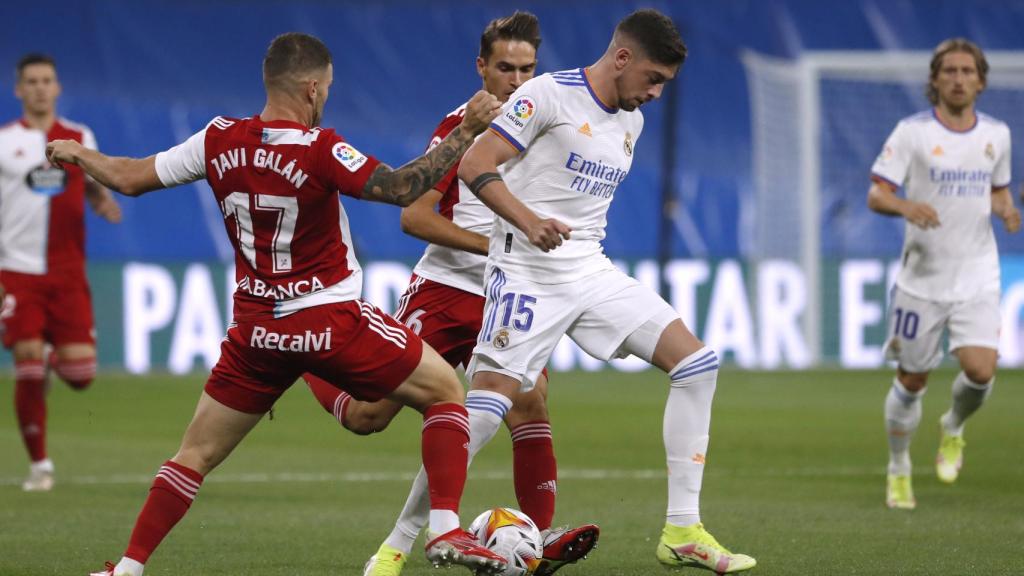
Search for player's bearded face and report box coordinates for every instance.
[15,64,60,116]
[932,51,983,111]
[479,40,538,103]
[616,58,676,112]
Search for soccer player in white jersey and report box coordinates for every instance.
[302,14,598,576]
[456,9,755,573]
[868,38,1020,510]
[0,53,121,492]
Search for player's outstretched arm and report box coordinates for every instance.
[992,186,1021,234]
[360,91,501,207]
[458,131,571,252]
[400,189,489,255]
[46,140,163,197]
[867,179,940,229]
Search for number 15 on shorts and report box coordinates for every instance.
[498,292,536,331]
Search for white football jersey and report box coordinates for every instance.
[487,69,643,284]
[412,104,493,296]
[871,110,1010,302]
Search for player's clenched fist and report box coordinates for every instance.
[46,139,83,167]
[462,90,503,135]
[527,218,572,252]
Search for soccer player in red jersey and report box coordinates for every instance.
[302,13,597,576]
[0,53,121,492]
[47,33,507,576]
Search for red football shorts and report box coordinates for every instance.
[395,275,485,369]
[1,269,95,348]
[206,299,423,414]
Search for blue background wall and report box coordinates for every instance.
[3,0,1024,264]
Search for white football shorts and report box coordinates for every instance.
[883,285,1001,373]
[466,265,678,391]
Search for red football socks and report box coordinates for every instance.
[511,420,556,530]
[14,360,47,462]
[124,460,204,564]
[421,403,470,512]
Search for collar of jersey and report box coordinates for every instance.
[581,68,618,115]
[931,108,978,134]
[254,115,315,132]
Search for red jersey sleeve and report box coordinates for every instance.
[316,129,382,199]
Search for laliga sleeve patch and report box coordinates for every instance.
[332,142,369,172]
[503,96,536,134]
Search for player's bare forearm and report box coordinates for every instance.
[361,125,477,207]
[458,132,534,231]
[992,186,1021,233]
[866,181,906,216]
[868,180,939,228]
[47,140,162,197]
[401,192,489,255]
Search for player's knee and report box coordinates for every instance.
[506,389,549,426]
[963,365,994,385]
[343,410,392,436]
[897,370,929,392]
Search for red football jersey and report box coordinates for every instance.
[155,115,381,321]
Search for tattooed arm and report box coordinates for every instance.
[360,90,500,206]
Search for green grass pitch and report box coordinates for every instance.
[1,368,1021,575]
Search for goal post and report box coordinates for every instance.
[742,50,1024,364]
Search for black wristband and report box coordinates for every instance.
[468,172,503,197]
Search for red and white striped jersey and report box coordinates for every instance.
[0,118,96,275]
[411,104,494,296]
[155,115,381,321]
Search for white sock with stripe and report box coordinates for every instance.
[665,346,718,528]
[942,371,993,436]
[885,378,923,476]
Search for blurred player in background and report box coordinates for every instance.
[868,38,1020,510]
[47,33,508,576]
[0,53,121,492]
[303,12,598,575]
[461,8,757,573]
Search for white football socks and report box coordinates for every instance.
[665,346,718,528]
[113,558,144,576]
[383,390,513,553]
[885,378,923,476]
[942,371,993,437]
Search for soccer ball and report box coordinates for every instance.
[468,507,543,576]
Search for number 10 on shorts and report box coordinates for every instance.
[892,307,919,340]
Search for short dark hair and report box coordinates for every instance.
[16,53,56,79]
[479,11,542,61]
[263,33,332,89]
[615,9,687,67]
[927,38,988,105]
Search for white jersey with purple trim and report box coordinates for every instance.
[871,109,1010,302]
[487,68,642,284]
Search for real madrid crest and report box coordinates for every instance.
[623,131,633,157]
[493,329,510,349]
[984,142,995,161]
